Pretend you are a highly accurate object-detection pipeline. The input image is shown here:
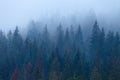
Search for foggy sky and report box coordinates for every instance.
[0,0,120,32]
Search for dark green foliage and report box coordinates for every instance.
[90,66,102,80]
[0,21,119,80]
[90,21,100,51]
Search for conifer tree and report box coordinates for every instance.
[90,66,102,80]
[11,68,21,80]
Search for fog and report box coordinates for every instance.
[0,1,120,79]
[0,0,120,32]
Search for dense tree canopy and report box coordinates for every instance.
[0,20,119,80]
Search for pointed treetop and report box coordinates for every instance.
[92,20,100,34]
[77,25,82,34]
[15,26,19,33]
[101,28,105,36]
[14,26,19,36]
[43,24,48,33]
[65,28,69,37]
[7,30,13,39]
[94,20,99,28]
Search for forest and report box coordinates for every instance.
[0,20,119,80]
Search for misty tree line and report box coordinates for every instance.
[0,20,119,80]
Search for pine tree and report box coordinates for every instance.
[108,32,120,80]
[10,68,21,80]
[41,25,51,59]
[27,20,40,41]
[24,62,32,80]
[73,50,85,80]
[74,25,83,50]
[70,25,75,47]
[64,28,71,51]
[99,28,105,55]
[90,21,100,52]
[56,24,64,54]
[12,26,23,67]
[90,66,102,80]
[0,30,9,80]
[33,54,45,80]
[90,20,101,67]
[49,56,61,80]
[63,54,72,80]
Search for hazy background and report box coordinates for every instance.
[0,0,120,33]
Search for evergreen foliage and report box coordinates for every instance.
[0,21,119,80]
